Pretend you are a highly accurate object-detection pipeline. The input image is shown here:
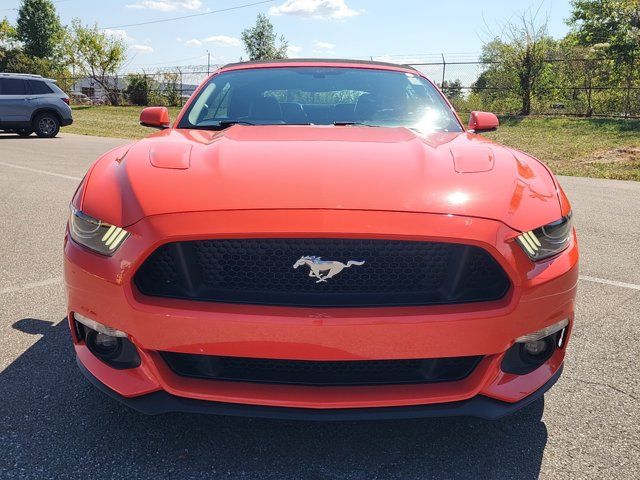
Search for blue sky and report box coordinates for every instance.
[0,0,573,71]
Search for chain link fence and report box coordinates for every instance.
[56,65,212,107]
[56,57,640,117]
[409,56,639,118]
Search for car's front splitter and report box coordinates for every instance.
[77,356,563,421]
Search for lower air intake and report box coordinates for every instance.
[160,352,484,386]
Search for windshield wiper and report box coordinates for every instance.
[332,121,376,127]
[191,120,315,130]
[188,120,255,130]
[217,120,255,127]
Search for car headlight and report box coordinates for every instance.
[516,212,573,261]
[69,207,129,256]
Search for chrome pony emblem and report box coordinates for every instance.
[293,256,365,283]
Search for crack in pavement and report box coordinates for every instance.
[565,375,638,401]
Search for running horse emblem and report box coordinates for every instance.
[292,256,365,283]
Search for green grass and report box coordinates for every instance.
[484,116,640,181]
[67,105,182,139]
[66,107,640,180]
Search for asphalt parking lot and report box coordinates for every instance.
[1,133,638,480]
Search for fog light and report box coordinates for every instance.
[86,329,124,361]
[91,332,122,355]
[501,320,569,375]
[523,339,548,356]
[73,312,141,370]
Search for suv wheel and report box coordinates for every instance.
[33,113,60,138]
[16,129,33,137]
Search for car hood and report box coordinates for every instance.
[82,126,561,231]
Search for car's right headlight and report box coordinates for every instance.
[69,207,129,256]
[516,212,573,261]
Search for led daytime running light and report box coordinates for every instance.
[515,319,569,343]
[74,312,128,338]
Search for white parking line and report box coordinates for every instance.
[0,277,63,296]
[0,161,82,181]
[580,275,640,291]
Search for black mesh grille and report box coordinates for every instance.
[160,352,483,386]
[134,238,510,307]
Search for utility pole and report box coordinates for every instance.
[207,50,210,75]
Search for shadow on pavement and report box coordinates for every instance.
[0,133,52,140]
[1,318,548,480]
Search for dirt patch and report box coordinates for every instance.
[582,147,640,164]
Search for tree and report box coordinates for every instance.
[124,73,152,106]
[555,35,610,116]
[16,0,62,58]
[241,14,288,61]
[481,8,554,115]
[2,50,59,75]
[157,70,181,107]
[568,0,640,115]
[442,79,463,100]
[1,16,66,78]
[0,17,15,64]
[68,19,127,105]
[569,0,639,57]
[0,17,17,46]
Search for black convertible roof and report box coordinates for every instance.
[221,58,418,71]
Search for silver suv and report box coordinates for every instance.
[0,73,73,138]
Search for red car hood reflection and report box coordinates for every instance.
[82,125,560,231]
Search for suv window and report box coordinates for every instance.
[28,80,53,94]
[0,78,27,95]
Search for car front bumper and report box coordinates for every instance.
[77,356,563,420]
[65,209,578,417]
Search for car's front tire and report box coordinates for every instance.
[33,113,60,138]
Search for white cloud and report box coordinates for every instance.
[104,29,134,42]
[103,28,155,55]
[184,39,203,47]
[313,40,335,50]
[270,0,359,20]
[131,44,154,53]
[127,0,202,11]
[287,45,303,57]
[182,35,241,48]
[203,35,241,47]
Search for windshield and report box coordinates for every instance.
[178,67,463,133]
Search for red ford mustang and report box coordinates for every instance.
[64,59,578,420]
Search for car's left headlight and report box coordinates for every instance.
[69,207,129,256]
[516,212,573,261]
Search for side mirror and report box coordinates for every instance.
[468,111,499,133]
[140,107,170,129]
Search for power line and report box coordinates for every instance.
[103,0,275,29]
